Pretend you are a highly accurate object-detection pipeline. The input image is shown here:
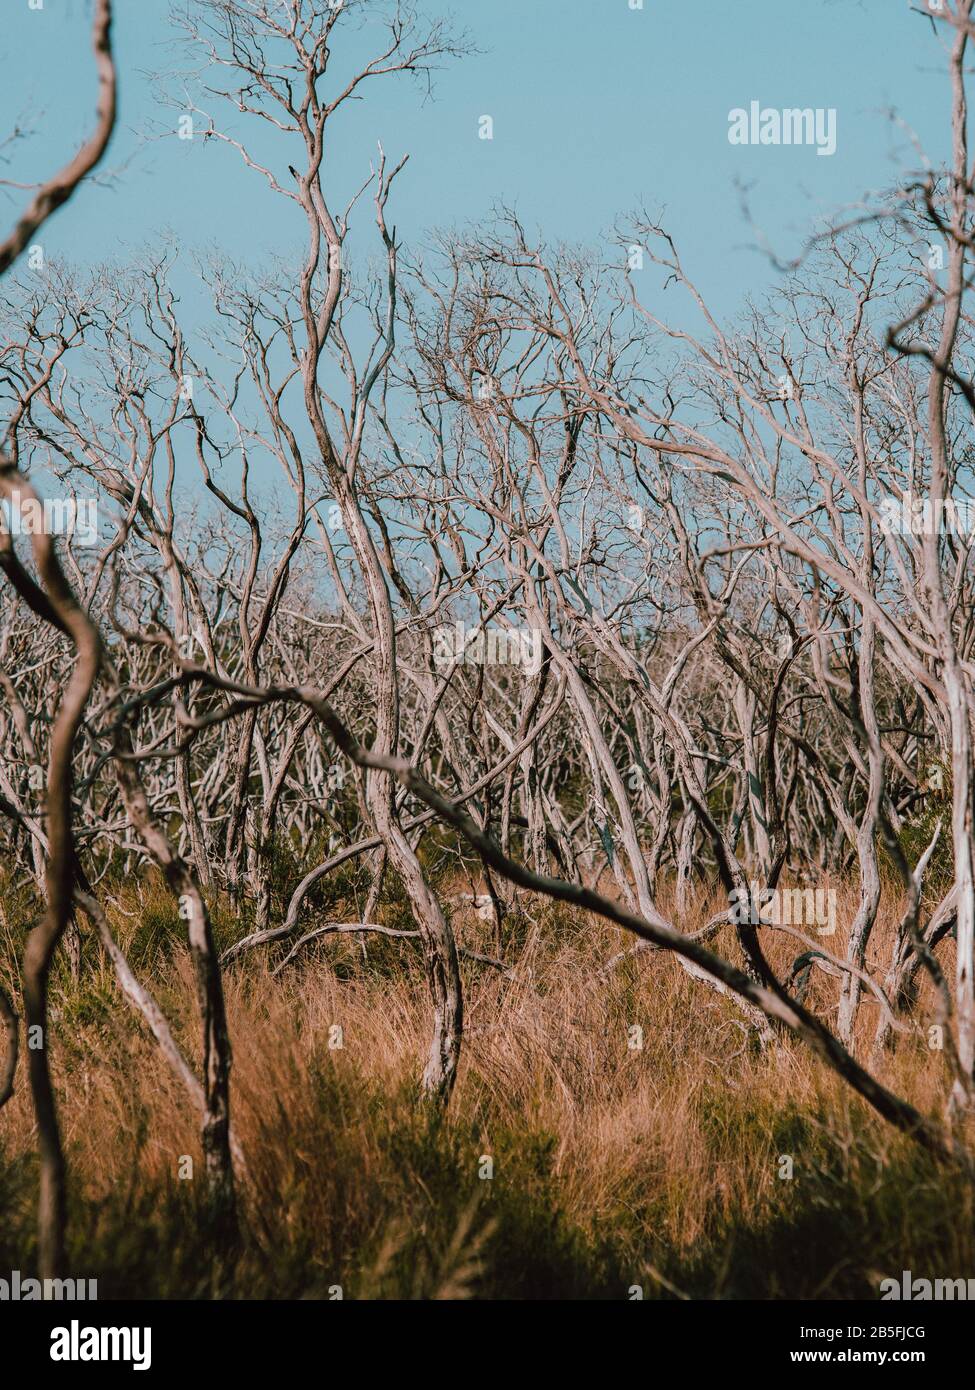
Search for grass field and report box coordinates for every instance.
[0,873,971,1300]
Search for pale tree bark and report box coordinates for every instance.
[0,0,116,1280]
[918,3,975,1105]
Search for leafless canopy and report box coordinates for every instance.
[2,0,975,1279]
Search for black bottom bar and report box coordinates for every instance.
[3,1297,968,1376]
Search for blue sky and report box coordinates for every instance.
[0,0,954,324]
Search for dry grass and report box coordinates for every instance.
[0,870,972,1299]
